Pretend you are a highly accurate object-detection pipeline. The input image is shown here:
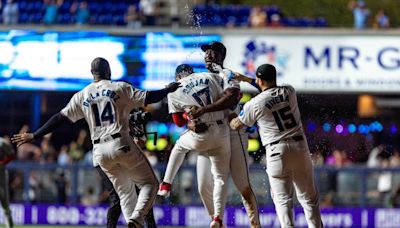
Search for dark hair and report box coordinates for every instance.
[256,64,276,82]
[91,57,111,79]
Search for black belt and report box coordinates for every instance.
[269,135,304,146]
[93,133,121,145]
[216,120,223,125]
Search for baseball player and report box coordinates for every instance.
[189,42,261,228]
[230,64,323,228]
[0,137,15,228]
[160,42,260,227]
[95,110,157,228]
[159,61,235,228]
[11,57,180,228]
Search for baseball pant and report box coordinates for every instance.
[95,165,157,228]
[266,138,322,228]
[163,122,231,218]
[93,133,158,225]
[0,165,13,228]
[197,131,261,227]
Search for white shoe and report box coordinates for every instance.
[157,182,172,198]
[210,216,224,228]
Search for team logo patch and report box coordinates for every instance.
[241,40,290,77]
[239,109,244,117]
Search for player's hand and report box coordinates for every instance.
[229,117,244,130]
[11,132,34,147]
[187,120,208,133]
[228,113,238,122]
[187,106,206,119]
[166,82,181,93]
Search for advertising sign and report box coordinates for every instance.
[223,34,400,93]
[1,204,398,227]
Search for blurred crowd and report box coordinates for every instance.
[348,0,390,29]
[3,121,400,208]
[0,0,394,29]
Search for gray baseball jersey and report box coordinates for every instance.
[239,85,303,146]
[168,72,227,122]
[61,80,147,140]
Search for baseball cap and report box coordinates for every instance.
[256,64,276,82]
[201,41,227,59]
[175,64,194,80]
[175,64,194,76]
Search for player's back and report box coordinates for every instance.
[251,85,303,146]
[168,72,225,123]
[69,80,146,140]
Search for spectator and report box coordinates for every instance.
[70,0,90,25]
[54,172,68,204]
[139,0,157,26]
[2,0,18,25]
[169,0,179,28]
[40,134,56,163]
[373,9,390,29]
[125,5,142,29]
[76,129,91,152]
[377,155,392,207]
[311,150,324,166]
[367,145,384,168]
[43,0,63,25]
[81,186,97,206]
[348,0,370,29]
[326,149,352,168]
[57,145,70,165]
[68,141,83,162]
[16,125,41,161]
[269,13,282,27]
[249,6,267,28]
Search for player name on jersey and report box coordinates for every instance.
[182,78,210,94]
[264,94,289,109]
[83,89,120,107]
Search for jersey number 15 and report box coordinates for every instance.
[272,106,296,132]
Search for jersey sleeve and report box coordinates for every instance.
[123,83,147,108]
[60,92,84,123]
[238,99,260,127]
[220,70,240,90]
[167,93,183,114]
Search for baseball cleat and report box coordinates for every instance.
[157,182,172,197]
[210,216,225,228]
[127,219,142,228]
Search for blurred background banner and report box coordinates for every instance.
[2,204,397,227]
[223,33,400,93]
[0,30,219,91]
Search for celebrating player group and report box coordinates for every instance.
[10,41,323,228]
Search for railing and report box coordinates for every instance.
[7,162,400,208]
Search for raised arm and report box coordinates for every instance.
[11,113,70,147]
[188,87,240,119]
[145,82,181,105]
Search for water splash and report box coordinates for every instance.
[184,0,204,61]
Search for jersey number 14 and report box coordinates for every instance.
[91,101,115,127]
